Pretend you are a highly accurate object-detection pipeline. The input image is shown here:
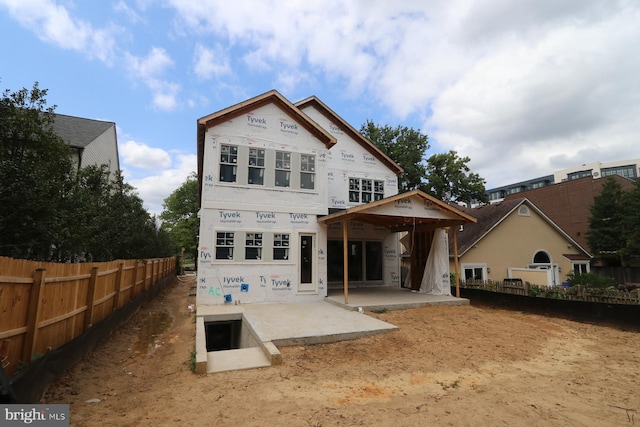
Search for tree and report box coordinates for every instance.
[424,151,489,204]
[1,81,173,262]
[585,177,626,266]
[359,120,429,193]
[621,177,640,265]
[160,172,199,258]
[0,82,75,260]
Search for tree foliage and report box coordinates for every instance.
[159,172,199,258]
[359,121,488,204]
[359,120,429,193]
[0,82,172,261]
[585,177,630,266]
[622,177,640,264]
[424,151,489,204]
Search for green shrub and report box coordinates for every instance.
[566,272,616,288]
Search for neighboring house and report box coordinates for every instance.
[504,175,635,254]
[486,158,639,204]
[449,198,591,287]
[52,113,120,177]
[196,90,475,306]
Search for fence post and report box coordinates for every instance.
[112,263,124,313]
[84,267,99,331]
[22,268,46,363]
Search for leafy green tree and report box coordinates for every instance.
[1,81,173,262]
[621,177,640,265]
[0,82,75,260]
[424,151,489,204]
[586,177,626,266]
[160,172,199,258]
[359,120,429,193]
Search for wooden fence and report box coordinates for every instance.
[0,256,176,375]
[461,279,640,305]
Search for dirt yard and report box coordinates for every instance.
[42,275,639,426]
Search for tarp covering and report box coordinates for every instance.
[419,229,451,295]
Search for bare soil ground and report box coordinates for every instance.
[42,275,640,426]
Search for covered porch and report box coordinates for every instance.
[318,190,477,304]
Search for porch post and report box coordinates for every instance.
[453,227,460,298]
[342,219,349,304]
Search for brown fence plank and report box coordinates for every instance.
[83,267,99,331]
[22,268,46,362]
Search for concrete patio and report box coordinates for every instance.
[326,286,469,311]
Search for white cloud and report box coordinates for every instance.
[120,140,172,170]
[193,43,231,79]
[123,47,181,110]
[126,153,197,215]
[0,0,118,64]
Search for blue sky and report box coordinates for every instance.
[2,0,639,215]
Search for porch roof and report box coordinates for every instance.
[317,190,477,231]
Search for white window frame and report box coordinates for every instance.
[572,262,590,275]
[462,263,487,282]
[219,144,238,183]
[215,232,235,260]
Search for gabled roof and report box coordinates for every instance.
[318,190,476,232]
[295,96,403,175]
[504,175,635,252]
[52,113,114,148]
[451,198,591,257]
[197,89,336,149]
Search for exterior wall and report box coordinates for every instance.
[81,125,120,177]
[200,103,329,214]
[300,107,399,209]
[451,205,584,286]
[198,103,329,305]
[553,159,640,182]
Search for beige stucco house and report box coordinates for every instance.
[450,198,592,287]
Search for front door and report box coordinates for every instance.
[299,234,316,292]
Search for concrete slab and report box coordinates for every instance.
[241,301,398,346]
[207,347,271,373]
[326,286,469,311]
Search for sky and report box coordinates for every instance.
[1,0,639,215]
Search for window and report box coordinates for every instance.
[273,233,289,260]
[349,178,360,202]
[349,178,385,204]
[602,165,637,179]
[463,266,485,281]
[567,170,592,180]
[518,205,530,216]
[275,151,291,187]
[245,233,262,260]
[374,180,384,201]
[362,179,372,203]
[215,232,234,260]
[219,145,238,182]
[489,191,504,201]
[248,148,265,185]
[300,154,315,189]
[573,262,590,274]
[327,240,383,283]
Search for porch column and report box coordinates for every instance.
[342,218,349,304]
[453,227,460,298]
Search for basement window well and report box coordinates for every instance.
[196,312,282,373]
[205,319,241,351]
